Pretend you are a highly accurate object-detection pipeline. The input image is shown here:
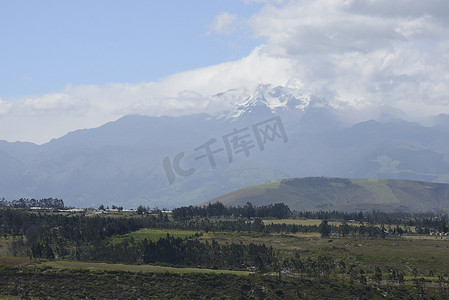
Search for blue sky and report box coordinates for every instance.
[1,0,448,143]
[0,0,262,98]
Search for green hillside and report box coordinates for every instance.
[207,177,449,212]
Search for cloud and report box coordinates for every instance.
[207,12,238,36]
[246,0,449,112]
[68,47,294,117]
[346,0,449,22]
[0,98,12,115]
[24,93,82,113]
[249,0,449,55]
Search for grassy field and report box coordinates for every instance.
[0,256,29,266]
[33,260,252,276]
[0,255,253,276]
[2,227,449,298]
[202,231,449,276]
[110,228,200,244]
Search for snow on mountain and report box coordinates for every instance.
[212,84,311,119]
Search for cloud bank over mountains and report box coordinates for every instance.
[1,0,448,144]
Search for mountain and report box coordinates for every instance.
[207,177,449,213]
[0,84,449,208]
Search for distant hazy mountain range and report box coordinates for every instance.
[207,177,449,213]
[1,84,449,209]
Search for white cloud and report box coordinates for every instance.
[207,12,238,36]
[24,93,83,113]
[0,98,12,115]
[60,48,293,117]
[249,0,449,55]
[246,0,449,112]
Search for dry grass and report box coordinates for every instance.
[403,234,449,240]
[0,256,29,266]
[33,260,252,276]
[202,230,449,275]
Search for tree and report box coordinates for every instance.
[244,202,255,218]
[43,242,54,259]
[318,220,331,238]
[271,203,291,219]
[252,218,265,233]
[339,222,350,237]
[137,205,147,215]
[31,241,43,259]
[0,198,8,207]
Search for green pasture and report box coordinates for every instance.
[111,228,201,244]
[202,230,449,276]
[33,260,252,276]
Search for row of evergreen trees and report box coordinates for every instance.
[295,210,449,229]
[172,202,291,220]
[75,233,276,271]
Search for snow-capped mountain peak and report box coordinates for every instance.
[214,84,312,119]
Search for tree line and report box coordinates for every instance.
[172,202,291,220]
[77,233,276,271]
[294,210,449,228]
[0,197,64,209]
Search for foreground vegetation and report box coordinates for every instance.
[2,202,449,298]
[3,265,433,299]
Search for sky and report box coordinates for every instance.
[1,0,449,144]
